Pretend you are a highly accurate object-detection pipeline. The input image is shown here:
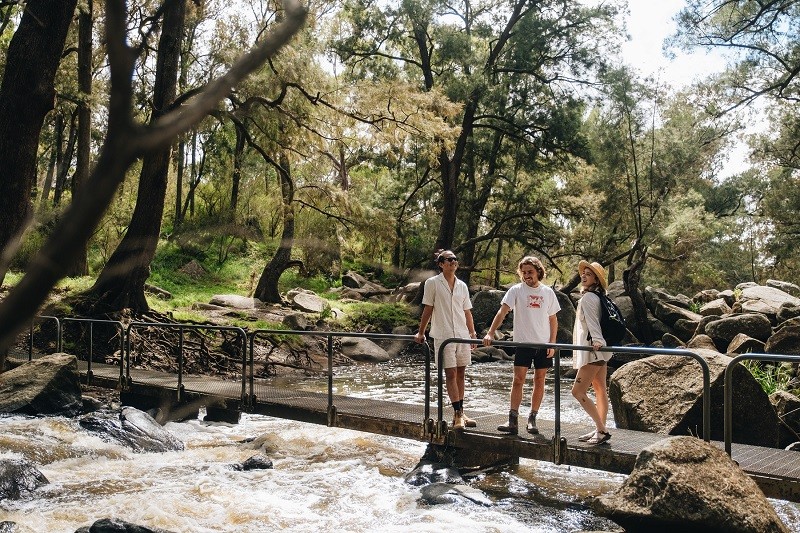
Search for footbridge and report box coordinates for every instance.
[8,317,800,503]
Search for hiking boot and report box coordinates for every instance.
[452,411,466,430]
[526,412,539,435]
[497,410,518,434]
[462,412,477,428]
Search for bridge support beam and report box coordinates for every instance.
[422,440,518,473]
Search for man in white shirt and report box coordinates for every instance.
[414,250,478,430]
[482,256,560,435]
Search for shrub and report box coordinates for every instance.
[342,302,416,333]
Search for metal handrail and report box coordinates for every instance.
[20,315,61,360]
[724,352,800,455]
[125,322,248,403]
[248,329,432,424]
[60,318,125,385]
[437,339,712,444]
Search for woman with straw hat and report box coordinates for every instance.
[571,260,612,445]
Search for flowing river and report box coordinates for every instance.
[2,358,800,532]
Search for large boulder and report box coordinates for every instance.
[0,458,48,501]
[78,407,184,452]
[726,333,765,355]
[770,390,800,444]
[699,298,731,317]
[765,324,800,355]
[470,290,508,331]
[594,436,789,533]
[0,353,83,416]
[652,300,702,328]
[609,349,780,447]
[766,279,800,298]
[209,294,258,309]
[74,518,176,533]
[705,313,773,348]
[692,289,720,304]
[339,337,391,363]
[285,288,329,313]
[554,290,575,344]
[738,285,800,319]
[777,302,800,324]
[374,326,414,358]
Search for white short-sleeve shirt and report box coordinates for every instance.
[500,282,560,344]
[421,273,472,340]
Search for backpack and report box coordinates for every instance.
[588,291,627,346]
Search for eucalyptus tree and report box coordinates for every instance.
[0,0,307,361]
[0,0,78,284]
[333,0,621,279]
[88,0,188,314]
[673,1,800,281]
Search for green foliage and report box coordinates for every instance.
[743,360,796,396]
[341,302,416,333]
[278,270,336,295]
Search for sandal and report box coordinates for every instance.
[587,431,611,445]
[578,430,596,442]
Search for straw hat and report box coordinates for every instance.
[578,260,608,290]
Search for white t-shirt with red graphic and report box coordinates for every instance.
[500,282,560,344]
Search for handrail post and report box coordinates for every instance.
[327,334,334,421]
[86,322,94,381]
[27,320,34,361]
[235,327,247,408]
[553,348,562,463]
[437,340,446,436]
[247,331,255,408]
[177,326,184,403]
[424,341,431,432]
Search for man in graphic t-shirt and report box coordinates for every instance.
[483,256,560,435]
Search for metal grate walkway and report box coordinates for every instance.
[22,356,797,503]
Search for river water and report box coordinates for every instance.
[2,357,800,532]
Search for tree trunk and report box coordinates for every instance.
[90,0,186,313]
[66,0,93,277]
[230,121,246,214]
[433,89,481,253]
[459,128,501,285]
[52,110,78,207]
[254,153,294,303]
[39,113,62,208]
[623,246,653,343]
[0,0,78,284]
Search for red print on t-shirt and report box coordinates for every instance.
[528,295,543,309]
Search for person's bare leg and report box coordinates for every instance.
[572,364,607,433]
[530,367,548,412]
[592,364,608,425]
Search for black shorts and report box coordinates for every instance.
[513,347,552,370]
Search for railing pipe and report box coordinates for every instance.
[126,322,247,401]
[22,316,60,360]
[724,353,800,455]
[248,329,424,428]
[327,334,334,414]
[59,318,125,385]
[437,339,711,442]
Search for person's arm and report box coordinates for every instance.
[482,303,511,346]
[546,313,558,358]
[464,309,477,347]
[415,305,434,344]
[583,293,605,350]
